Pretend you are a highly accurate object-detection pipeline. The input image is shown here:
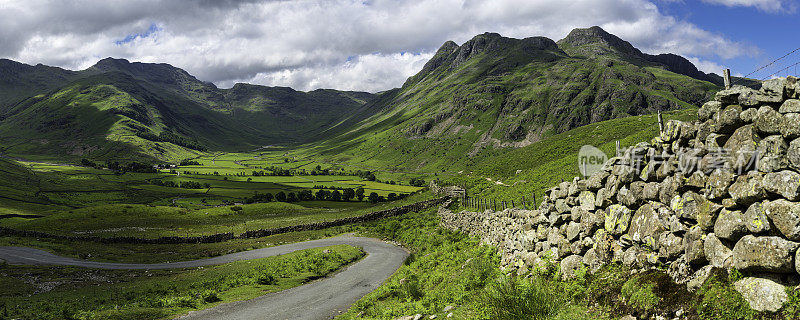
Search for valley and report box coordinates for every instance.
[3,21,798,320]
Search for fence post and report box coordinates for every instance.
[511,200,515,208]
[522,196,526,209]
[533,193,537,209]
[616,140,620,157]
[723,68,731,89]
[657,110,664,135]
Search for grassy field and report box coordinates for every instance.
[0,244,364,320]
[2,192,434,239]
[0,151,424,218]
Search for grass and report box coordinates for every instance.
[0,244,364,320]
[2,192,434,239]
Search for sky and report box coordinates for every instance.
[0,0,798,92]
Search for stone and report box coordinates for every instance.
[560,255,585,280]
[594,188,613,208]
[659,232,683,260]
[740,89,784,106]
[605,204,632,235]
[715,85,753,104]
[642,182,659,200]
[706,169,735,200]
[744,202,771,234]
[613,165,637,185]
[686,265,716,292]
[762,77,787,97]
[687,265,715,292]
[715,104,744,133]
[639,160,658,181]
[714,209,748,241]
[704,233,733,268]
[685,226,707,265]
[757,135,788,172]
[628,202,667,244]
[755,106,785,136]
[659,175,683,205]
[555,198,570,214]
[740,107,758,122]
[732,235,800,273]
[619,181,645,208]
[734,277,788,312]
[763,170,800,201]
[586,170,609,190]
[763,199,800,241]
[780,99,800,113]
[566,222,581,241]
[705,133,729,150]
[782,113,800,139]
[685,171,707,189]
[723,125,760,173]
[699,101,723,121]
[727,172,766,206]
[789,138,800,170]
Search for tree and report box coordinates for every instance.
[287,192,298,202]
[330,190,342,201]
[264,193,274,202]
[276,191,287,202]
[343,188,355,201]
[387,193,397,201]
[368,192,380,203]
[409,178,426,187]
[315,189,326,201]
[356,188,365,201]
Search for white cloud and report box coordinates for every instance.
[0,0,762,92]
[701,0,796,13]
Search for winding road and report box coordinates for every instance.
[0,235,408,320]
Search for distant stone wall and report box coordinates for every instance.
[0,197,449,244]
[440,77,800,312]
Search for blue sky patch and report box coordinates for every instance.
[115,23,161,45]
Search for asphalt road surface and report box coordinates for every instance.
[0,235,408,319]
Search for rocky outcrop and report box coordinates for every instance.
[439,77,800,311]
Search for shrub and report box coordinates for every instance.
[258,273,276,285]
[229,206,243,212]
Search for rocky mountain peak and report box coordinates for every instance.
[557,26,643,58]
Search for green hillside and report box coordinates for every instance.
[0,58,374,162]
[304,27,719,174]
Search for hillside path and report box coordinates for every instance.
[0,235,408,320]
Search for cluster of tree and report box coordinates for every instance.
[179,159,202,166]
[80,158,158,173]
[107,161,158,173]
[354,170,376,181]
[251,166,292,176]
[244,187,375,204]
[152,180,211,189]
[409,178,427,187]
[136,131,207,151]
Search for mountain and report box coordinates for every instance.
[0,58,374,162]
[557,26,759,87]
[307,27,726,173]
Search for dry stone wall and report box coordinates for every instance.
[440,76,800,312]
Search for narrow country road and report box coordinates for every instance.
[0,235,408,320]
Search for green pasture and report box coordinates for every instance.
[1,192,434,238]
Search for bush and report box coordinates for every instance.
[202,292,221,303]
[229,206,243,212]
[258,273,276,285]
